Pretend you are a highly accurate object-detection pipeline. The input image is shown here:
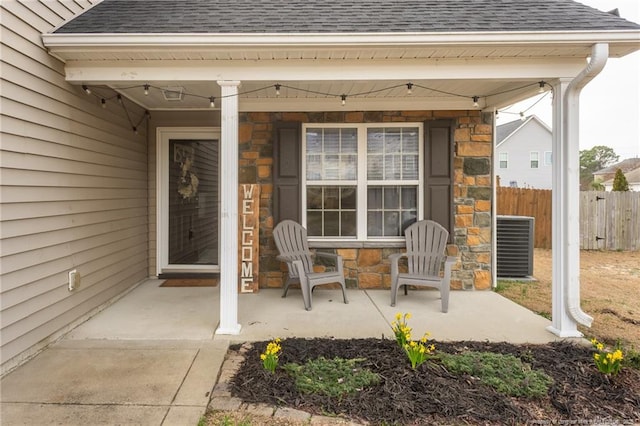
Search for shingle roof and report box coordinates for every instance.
[594,158,640,175]
[55,0,640,34]
[496,118,526,144]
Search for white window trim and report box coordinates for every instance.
[302,123,424,243]
[156,127,221,275]
[499,152,508,169]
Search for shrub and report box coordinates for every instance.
[438,351,553,398]
[283,357,379,399]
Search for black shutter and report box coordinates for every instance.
[273,122,302,224]
[424,120,454,239]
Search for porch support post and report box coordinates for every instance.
[216,80,242,335]
[548,44,607,337]
[548,78,582,337]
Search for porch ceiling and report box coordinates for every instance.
[45,31,640,112]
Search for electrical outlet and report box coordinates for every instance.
[68,269,81,291]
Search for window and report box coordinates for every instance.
[530,151,539,168]
[303,124,422,240]
[499,152,508,169]
[544,151,552,166]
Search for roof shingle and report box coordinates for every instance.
[54,0,640,34]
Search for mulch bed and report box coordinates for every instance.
[229,338,640,425]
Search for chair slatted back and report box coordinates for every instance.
[404,220,449,276]
[273,220,315,275]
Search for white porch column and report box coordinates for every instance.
[548,44,607,337]
[216,80,242,335]
[548,78,582,337]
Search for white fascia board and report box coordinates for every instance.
[62,57,586,83]
[42,30,640,51]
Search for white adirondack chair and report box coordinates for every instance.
[390,220,456,312]
[273,220,348,310]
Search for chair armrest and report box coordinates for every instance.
[389,252,407,281]
[314,252,344,275]
[315,251,339,262]
[444,256,457,265]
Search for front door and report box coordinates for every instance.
[158,128,220,274]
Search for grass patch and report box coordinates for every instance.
[438,351,553,398]
[283,357,380,399]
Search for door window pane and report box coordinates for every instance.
[168,139,218,265]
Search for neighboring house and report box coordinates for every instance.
[496,115,553,189]
[593,157,640,186]
[601,166,640,191]
[2,0,640,373]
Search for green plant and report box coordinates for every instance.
[612,168,630,191]
[283,357,379,399]
[591,338,624,375]
[438,352,553,398]
[391,312,412,347]
[622,347,640,370]
[403,333,436,369]
[260,338,281,373]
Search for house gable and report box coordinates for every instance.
[496,116,553,189]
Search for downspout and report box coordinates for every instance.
[491,109,498,289]
[563,43,608,327]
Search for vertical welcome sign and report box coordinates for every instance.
[238,184,259,293]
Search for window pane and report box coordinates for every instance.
[341,187,356,209]
[307,187,322,209]
[324,211,340,235]
[306,154,322,179]
[368,187,382,209]
[324,129,340,153]
[307,211,322,236]
[367,155,384,180]
[384,211,400,236]
[306,185,356,237]
[342,128,357,153]
[367,211,382,236]
[340,155,357,180]
[385,129,401,153]
[367,128,384,153]
[385,155,401,180]
[402,155,419,179]
[368,185,416,237]
[341,211,356,236]
[402,130,419,152]
[401,211,417,234]
[306,129,322,153]
[324,187,340,209]
[384,187,400,209]
[401,187,417,209]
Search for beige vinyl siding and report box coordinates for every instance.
[1,0,149,373]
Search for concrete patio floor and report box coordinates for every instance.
[1,279,570,425]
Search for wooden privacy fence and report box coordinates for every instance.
[580,191,640,251]
[496,187,552,248]
[497,187,640,251]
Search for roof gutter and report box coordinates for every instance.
[563,42,609,327]
[42,30,640,51]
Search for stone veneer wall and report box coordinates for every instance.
[238,110,493,291]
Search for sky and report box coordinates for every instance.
[496,0,640,160]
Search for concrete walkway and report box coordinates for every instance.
[1,279,567,425]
